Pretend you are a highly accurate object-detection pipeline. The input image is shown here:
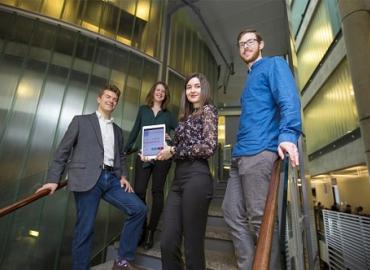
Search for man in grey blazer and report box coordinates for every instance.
[37,85,147,270]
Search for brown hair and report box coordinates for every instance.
[145,81,170,109]
[98,84,121,101]
[237,29,263,44]
[179,73,212,121]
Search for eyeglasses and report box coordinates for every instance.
[238,39,258,48]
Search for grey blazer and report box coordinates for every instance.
[47,113,128,192]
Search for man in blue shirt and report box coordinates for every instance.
[222,29,301,269]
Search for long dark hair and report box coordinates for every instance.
[179,73,212,121]
[145,81,170,109]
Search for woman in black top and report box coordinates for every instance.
[124,81,177,249]
[156,73,218,270]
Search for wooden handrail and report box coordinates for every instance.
[252,159,282,270]
[0,180,68,218]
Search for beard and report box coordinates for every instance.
[241,48,261,64]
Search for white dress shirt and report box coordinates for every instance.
[96,111,115,166]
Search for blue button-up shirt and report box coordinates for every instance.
[232,56,301,157]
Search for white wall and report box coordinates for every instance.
[311,175,370,214]
[336,176,370,214]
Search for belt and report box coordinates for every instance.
[102,164,114,171]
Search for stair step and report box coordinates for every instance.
[207,215,227,227]
[208,204,223,217]
[94,250,237,270]
[98,225,236,270]
[135,243,237,270]
[206,225,231,241]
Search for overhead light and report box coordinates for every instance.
[29,230,39,237]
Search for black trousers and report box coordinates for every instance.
[160,159,213,270]
[134,156,172,231]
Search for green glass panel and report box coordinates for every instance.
[303,59,359,153]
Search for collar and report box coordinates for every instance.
[96,111,114,124]
[248,57,264,73]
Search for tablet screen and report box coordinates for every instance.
[142,125,165,158]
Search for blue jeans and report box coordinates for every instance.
[72,170,147,270]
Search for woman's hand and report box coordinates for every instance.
[138,151,155,162]
[156,144,173,161]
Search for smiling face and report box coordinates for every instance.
[238,32,264,67]
[185,77,202,108]
[153,83,166,104]
[97,89,118,116]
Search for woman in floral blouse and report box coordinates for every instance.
[156,73,218,270]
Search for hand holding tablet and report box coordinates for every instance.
[141,124,166,160]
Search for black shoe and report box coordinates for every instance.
[144,230,154,250]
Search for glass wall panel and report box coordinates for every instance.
[0,0,164,57]
[81,0,103,33]
[60,0,85,24]
[0,55,23,137]
[169,9,218,92]
[40,0,64,19]
[184,28,192,75]
[141,0,163,56]
[169,18,183,72]
[167,71,184,118]
[0,0,16,5]
[110,47,129,127]
[303,59,358,154]
[296,0,341,89]
[140,59,158,105]
[325,0,341,35]
[0,59,45,201]
[290,0,309,37]
[122,53,143,133]
[23,65,68,177]
[99,1,118,39]
[17,0,42,12]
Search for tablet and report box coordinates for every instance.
[142,124,166,159]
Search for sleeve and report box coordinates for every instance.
[269,57,302,145]
[47,116,79,183]
[124,106,143,153]
[192,105,218,158]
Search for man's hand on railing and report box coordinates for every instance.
[36,183,58,195]
[278,141,299,167]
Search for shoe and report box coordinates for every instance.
[112,259,145,270]
[143,230,154,250]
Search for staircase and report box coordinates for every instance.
[91,180,238,270]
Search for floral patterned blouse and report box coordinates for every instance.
[173,104,218,160]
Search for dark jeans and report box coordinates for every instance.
[72,170,147,270]
[134,156,172,231]
[161,159,213,270]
